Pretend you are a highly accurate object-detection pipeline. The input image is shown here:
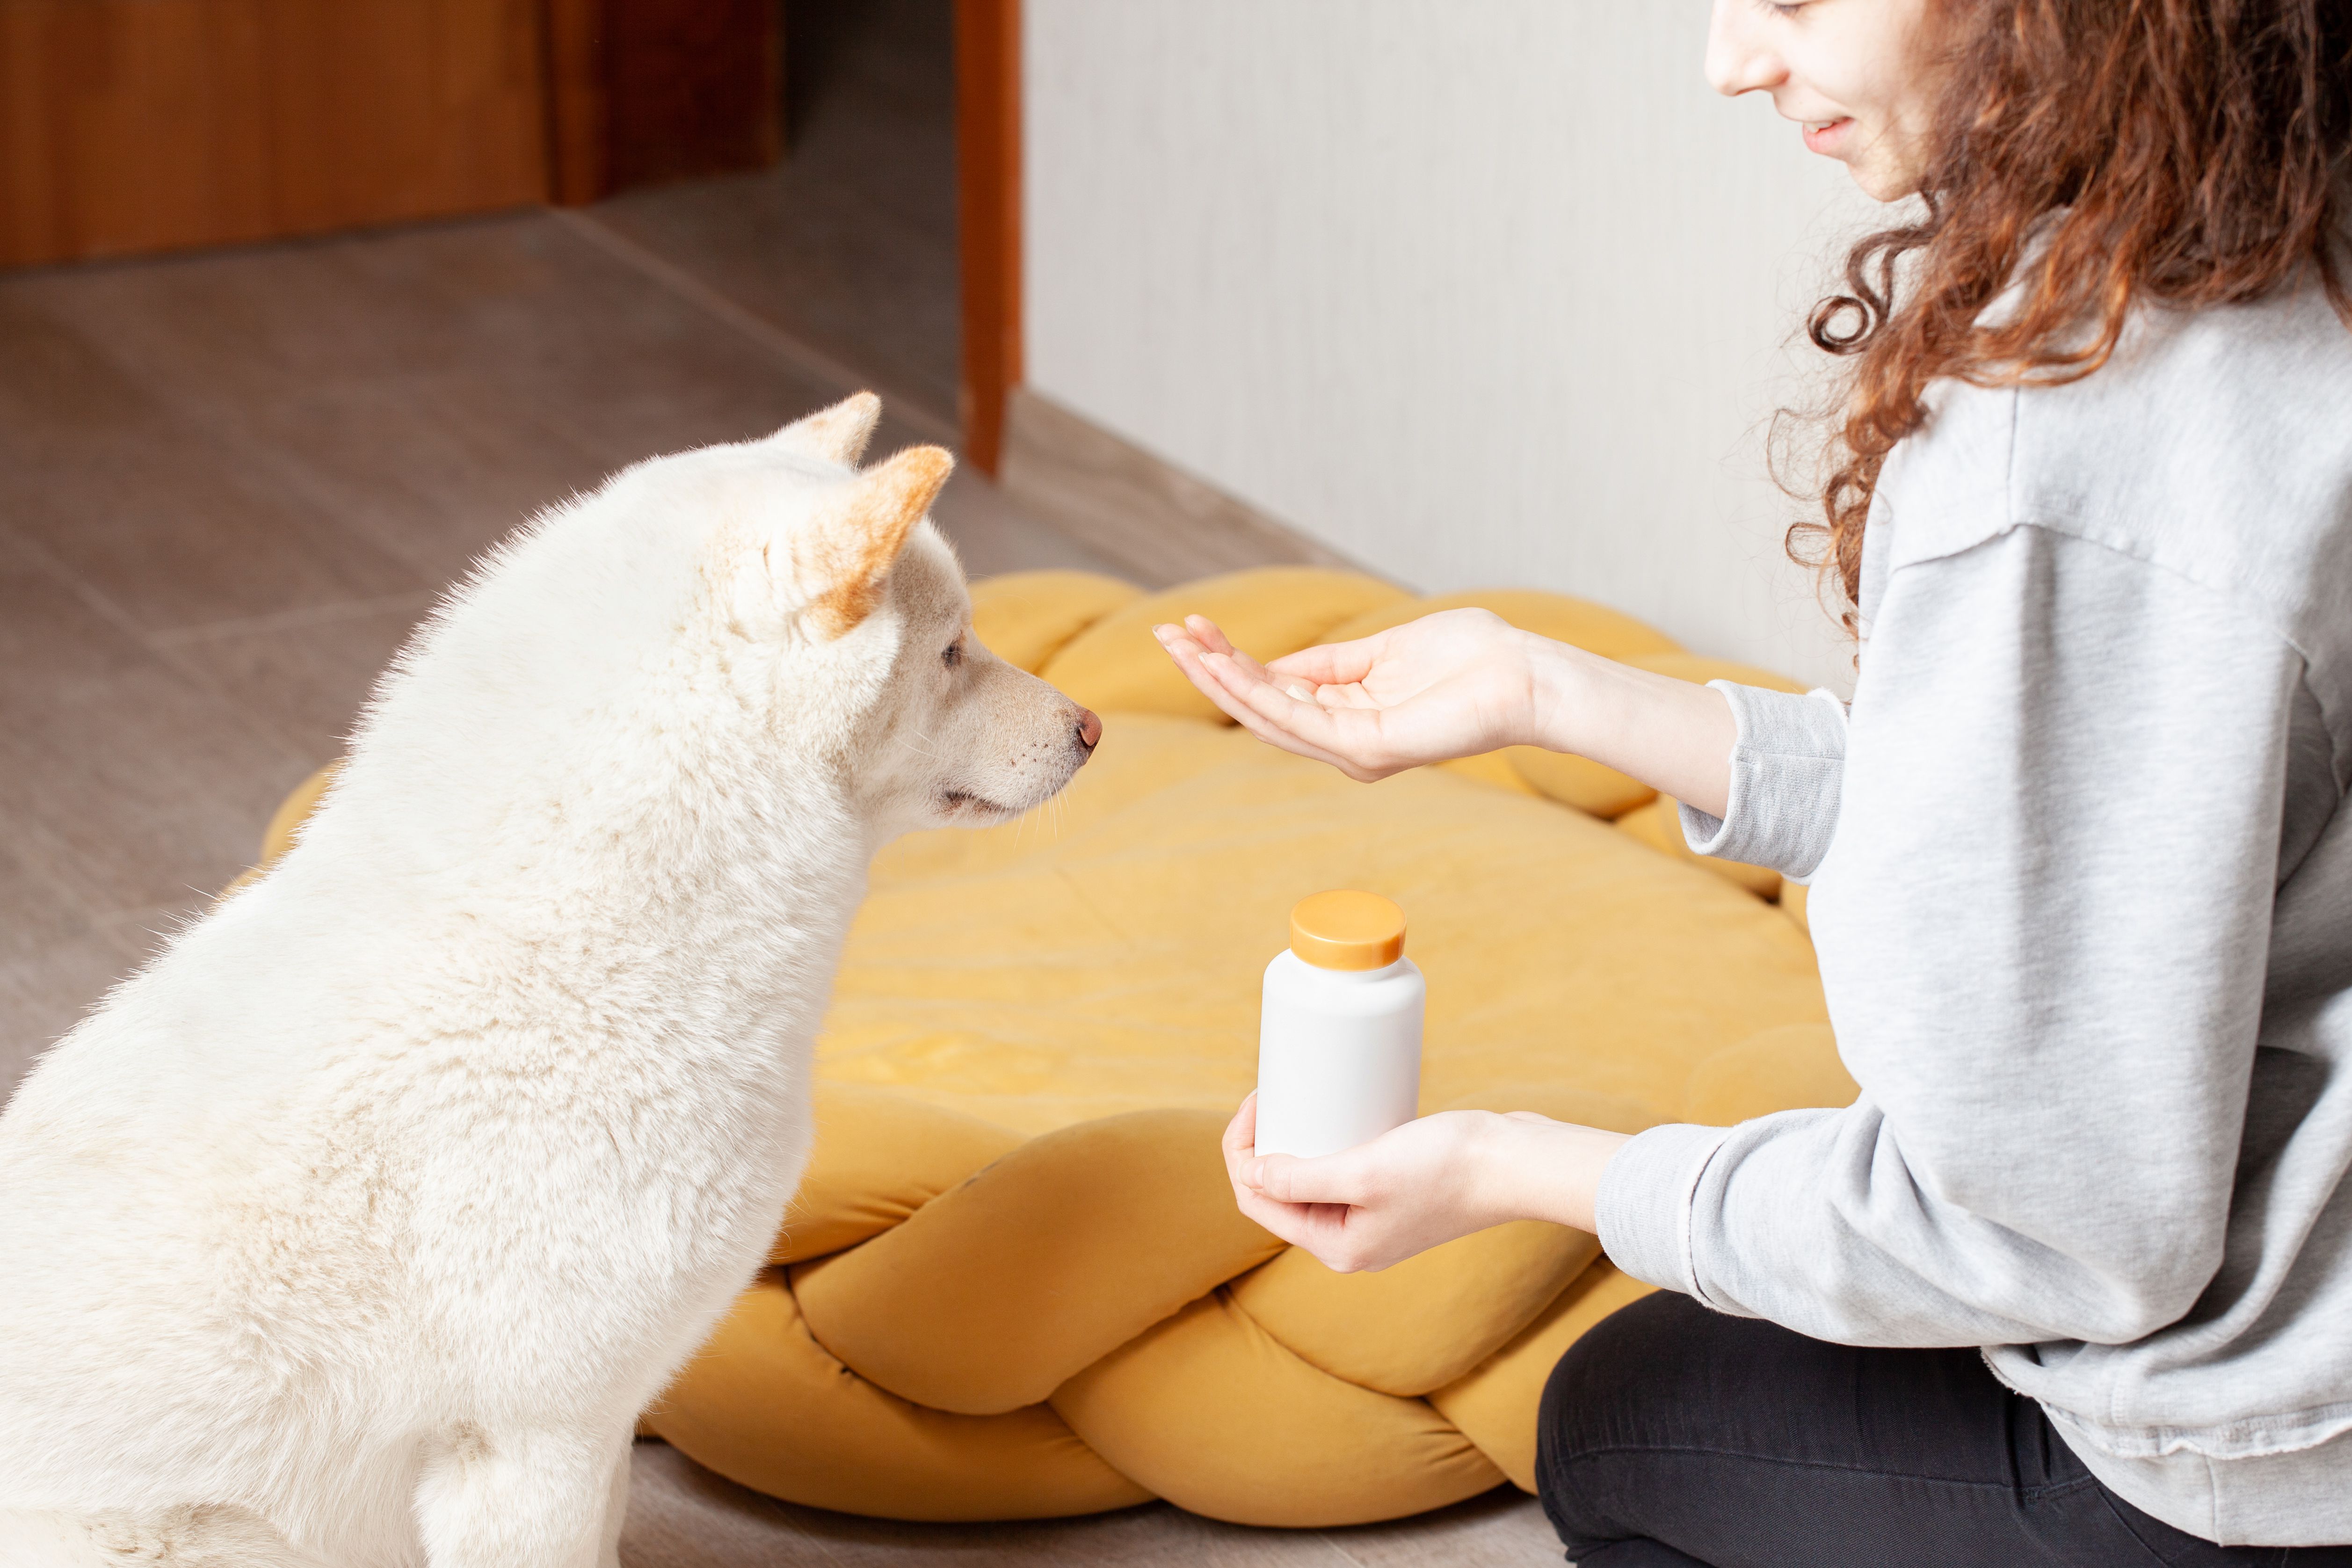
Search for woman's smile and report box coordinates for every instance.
[1801,116,1856,156]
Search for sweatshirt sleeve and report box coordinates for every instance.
[1598,524,2300,1347]
[1676,683,1851,880]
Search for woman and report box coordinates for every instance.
[1155,1,2352,1562]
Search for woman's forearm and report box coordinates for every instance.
[1521,634,1737,819]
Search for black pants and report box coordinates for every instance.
[1537,1292,2352,1568]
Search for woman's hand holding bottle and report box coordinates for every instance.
[1220,1093,1630,1271]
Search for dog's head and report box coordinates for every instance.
[367,394,1098,859]
[684,392,1098,839]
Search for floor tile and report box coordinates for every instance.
[795,1510,1357,1568]
[594,0,961,425]
[159,595,439,762]
[0,529,155,688]
[0,289,180,444]
[624,1441,832,1568]
[9,222,523,403]
[0,838,99,967]
[624,1442,1560,1568]
[0,906,181,1106]
[1325,1487,1563,1567]
[931,465,1134,582]
[626,1442,1348,1568]
[3,420,430,634]
[203,375,609,591]
[0,655,312,914]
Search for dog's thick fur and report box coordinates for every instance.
[0,396,1098,1568]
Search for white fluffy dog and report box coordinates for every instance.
[0,395,1101,1568]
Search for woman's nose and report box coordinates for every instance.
[1703,0,1786,97]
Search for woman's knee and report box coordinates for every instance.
[1539,1291,1713,1459]
[1536,1290,1718,1547]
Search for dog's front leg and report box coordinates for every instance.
[594,1440,631,1568]
[415,1427,614,1568]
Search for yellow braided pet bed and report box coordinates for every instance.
[248,566,1855,1527]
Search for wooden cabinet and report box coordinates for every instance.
[0,0,781,269]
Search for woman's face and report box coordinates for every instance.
[1706,0,1939,201]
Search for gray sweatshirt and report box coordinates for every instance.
[1595,276,2352,1548]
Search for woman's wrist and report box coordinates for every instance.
[1521,632,1612,755]
[1470,1111,1631,1236]
[1518,633,1737,819]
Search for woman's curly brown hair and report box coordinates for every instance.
[1797,0,2352,629]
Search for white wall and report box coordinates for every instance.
[1022,1,1877,690]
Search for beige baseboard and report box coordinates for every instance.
[998,386,1363,588]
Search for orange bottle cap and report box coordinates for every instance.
[1289,890,1407,971]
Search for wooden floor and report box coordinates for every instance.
[624,1441,1563,1568]
[595,0,967,426]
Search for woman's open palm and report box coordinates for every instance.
[1154,608,1539,780]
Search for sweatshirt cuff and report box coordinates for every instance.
[1677,682,1849,881]
[1595,1122,1732,1299]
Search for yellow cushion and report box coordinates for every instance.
[247,567,1851,1527]
[816,714,1824,1131]
[1780,879,1812,937]
[1614,796,1785,901]
[1683,1023,1858,1126]
[790,1109,1282,1416]
[1503,746,1657,818]
[1319,588,1684,662]
[969,569,1142,675]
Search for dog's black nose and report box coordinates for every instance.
[1075,708,1103,753]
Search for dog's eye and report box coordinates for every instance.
[942,639,963,669]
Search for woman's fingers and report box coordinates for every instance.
[1206,654,1398,778]
[1159,631,1349,766]
[1264,636,1383,689]
[1172,617,1377,698]
[1233,1191,1355,1256]
[1157,624,1309,722]
[1154,622,1401,777]
[1239,1148,1372,1208]
[1157,628,1269,726]
[1172,640,1367,772]
[1181,617,1283,687]
[1222,1095,1258,1170]
[1224,1096,1361,1254]
[1180,614,1238,658]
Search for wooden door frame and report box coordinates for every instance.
[956,0,1020,474]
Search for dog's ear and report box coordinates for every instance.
[797,444,954,637]
[768,392,882,466]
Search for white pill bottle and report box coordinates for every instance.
[1254,889,1425,1159]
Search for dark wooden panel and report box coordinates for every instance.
[604,0,781,191]
[956,0,1019,473]
[0,0,550,269]
[544,0,612,205]
[544,0,784,205]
